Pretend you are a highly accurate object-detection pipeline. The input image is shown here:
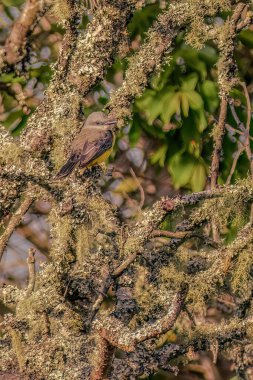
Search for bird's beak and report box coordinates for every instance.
[105,119,117,126]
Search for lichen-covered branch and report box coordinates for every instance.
[210,97,228,189]
[20,0,143,161]
[0,194,33,262]
[111,316,253,378]
[95,286,186,352]
[91,285,187,379]
[0,0,48,70]
[26,248,36,295]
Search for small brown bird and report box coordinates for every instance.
[56,112,117,179]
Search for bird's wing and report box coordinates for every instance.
[79,129,113,168]
[55,129,113,178]
[55,151,82,178]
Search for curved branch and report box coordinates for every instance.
[0,195,33,262]
[1,0,48,67]
[94,284,187,353]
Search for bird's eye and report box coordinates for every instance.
[96,121,100,125]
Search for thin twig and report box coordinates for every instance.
[0,195,33,262]
[151,230,192,239]
[151,229,218,248]
[210,97,228,189]
[239,82,253,221]
[240,82,252,136]
[129,168,145,209]
[26,248,36,295]
[210,3,247,241]
[230,103,245,131]
[236,9,253,31]
[226,142,245,185]
[210,98,228,242]
[226,123,253,141]
[90,336,115,380]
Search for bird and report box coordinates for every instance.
[56,111,117,179]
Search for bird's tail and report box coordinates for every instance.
[55,159,77,179]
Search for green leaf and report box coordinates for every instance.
[169,151,196,189]
[186,90,204,110]
[129,117,142,145]
[136,90,165,123]
[128,4,161,39]
[113,178,139,194]
[12,114,31,136]
[151,64,175,91]
[190,162,207,192]
[180,92,189,117]
[161,92,180,124]
[198,46,218,66]
[181,73,198,91]
[0,73,26,84]
[239,29,253,48]
[175,46,207,79]
[195,109,207,132]
[230,88,247,106]
[201,80,219,113]
[2,110,23,129]
[2,0,24,5]
[150,144,168,167]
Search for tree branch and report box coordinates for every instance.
[26,248,36,295]
[0,195,33,262]
[93,284,187,353]
[210,97,228,188]
[1,0,48,68]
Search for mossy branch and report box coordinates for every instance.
[0,0,48,70]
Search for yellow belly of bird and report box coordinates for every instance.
[80,147,113,172]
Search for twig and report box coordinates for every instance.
[210,97,228,189]
[90,336,115,380]
[226,123,253,141]
[0,195,33,262]
[210,0,241,239]
[151,230,193,239]
[240,83,252,134]
[230,103,245,131]
[239,82,253,220]
[226,142,245,185]
[26,248,36,295]
[112,251,140,278]
[90,266,112,323]
[151,229,218,248]
[236,9,253,31]
[240,82,253,172]
[129,168,145,209]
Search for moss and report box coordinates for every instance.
[51,0,73,23]
[75,225,90,264]
[230,248,253,298]
[10,330,25,372]
[0,128,22,166]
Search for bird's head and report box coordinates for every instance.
[85,111,117,129]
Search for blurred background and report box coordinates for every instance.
[0,1,253,379]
